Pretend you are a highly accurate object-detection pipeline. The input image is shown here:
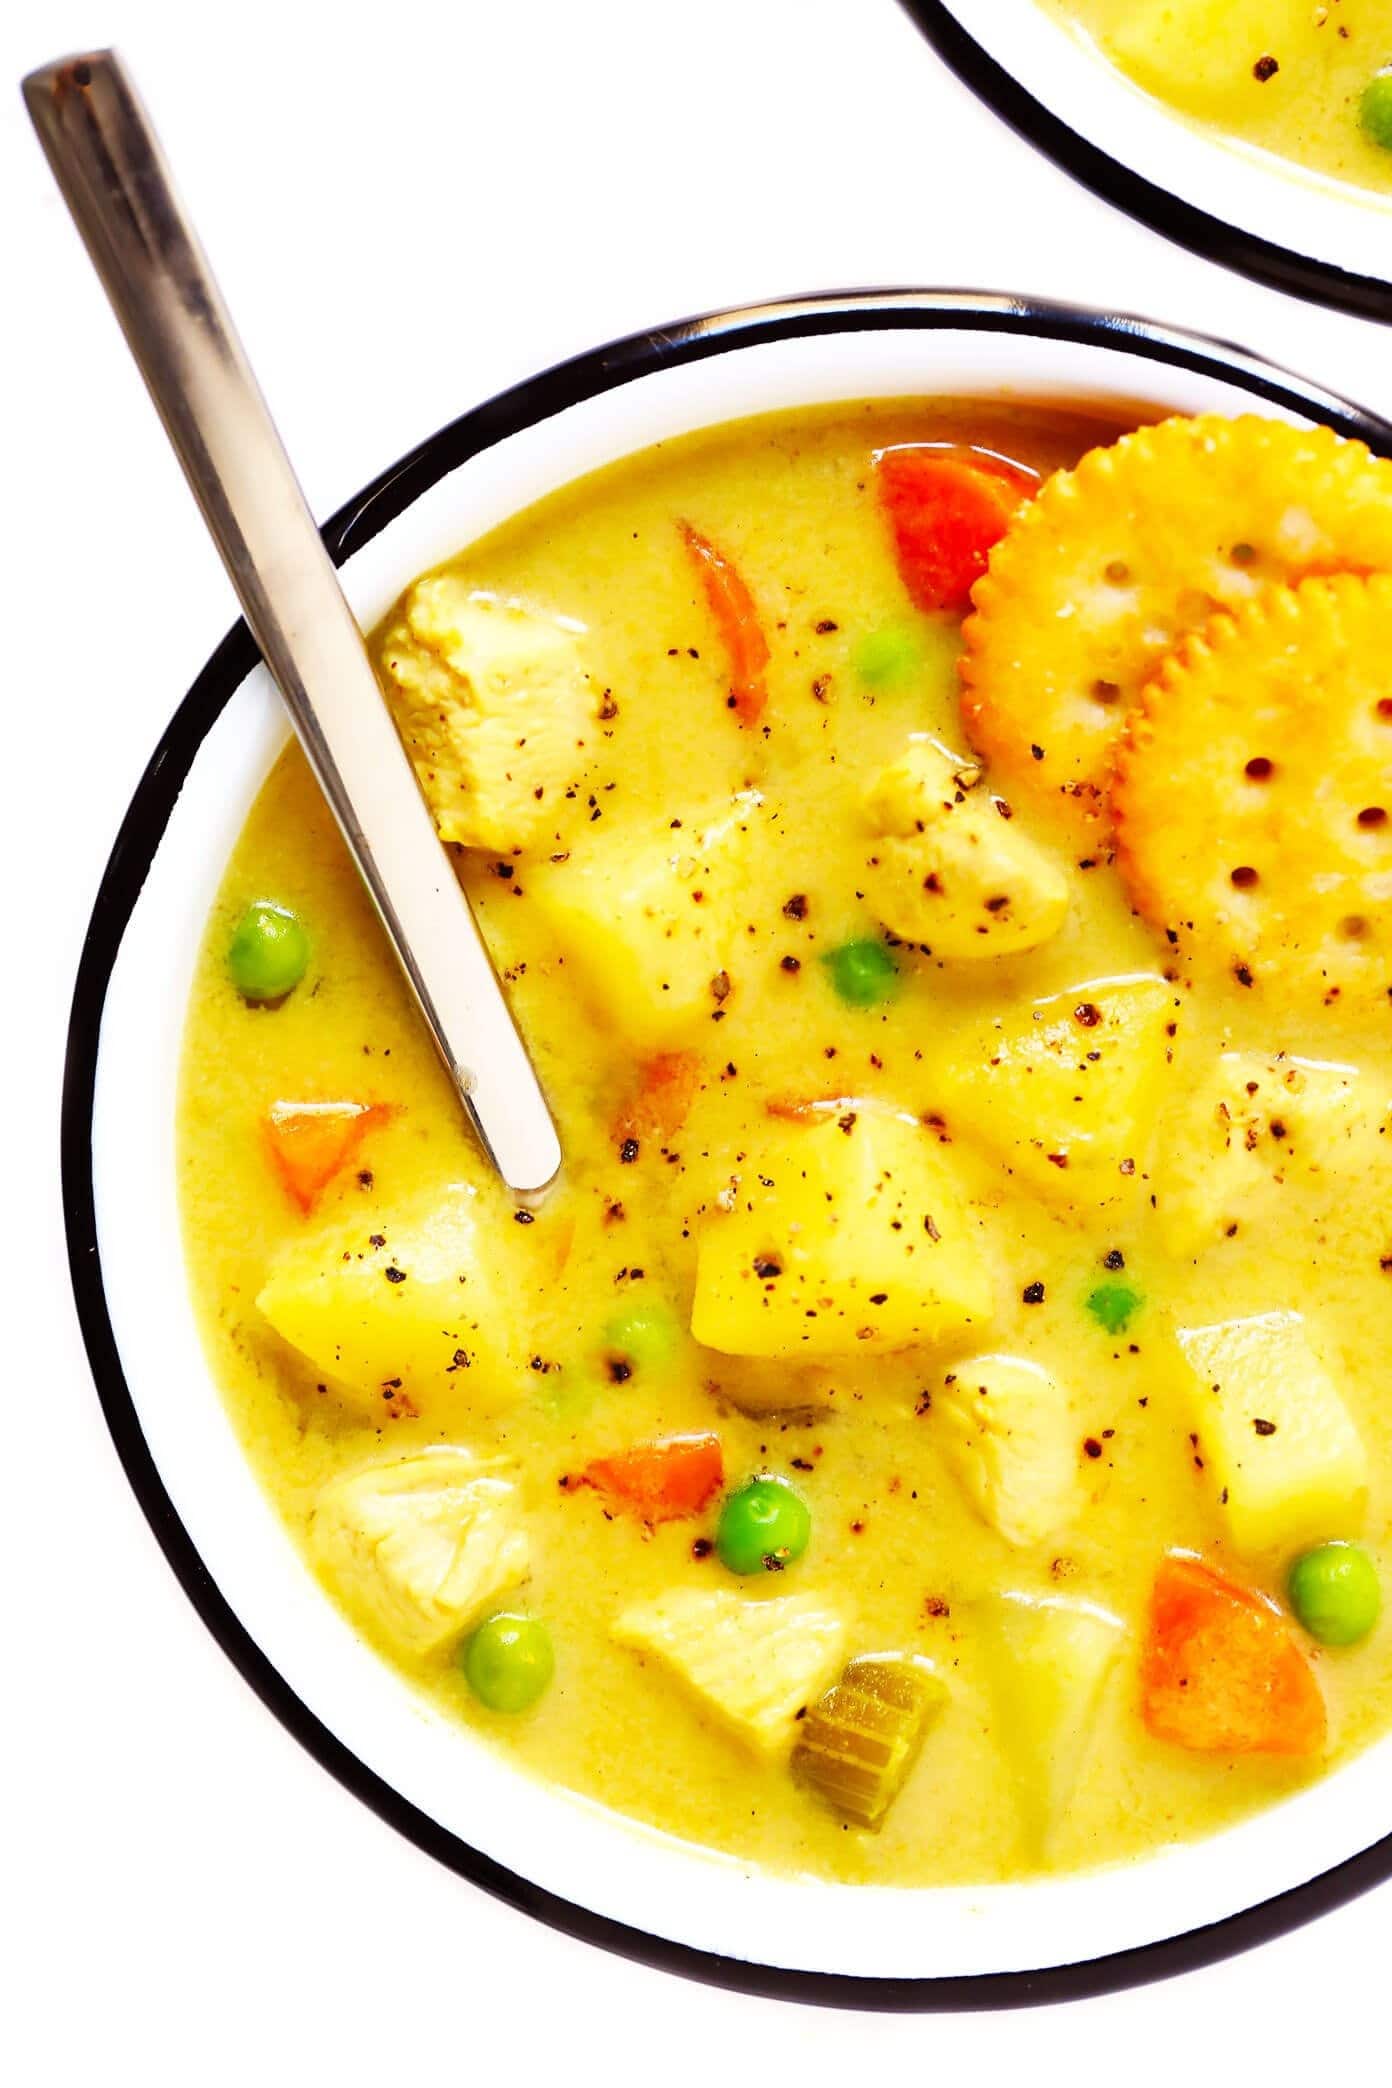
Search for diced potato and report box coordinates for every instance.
[377,580,599,851]
[1106,0,1313,117]
[690,1110,994,1359]
[861,739,1069,957]
[933,973,1175,1201]
[1176,1312,1368,1559]
[257,1182,528,1414]
[979,1592,1126,1843]
[936,1355,1084,1548]
[1155,1051,1389,1257]
[525,794,762,1049]
[311,1447,529,1658]
[612,1588,847,1759]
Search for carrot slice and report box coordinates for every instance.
[1141,1553,1326,1757]
[581,1433,724,1523]
[875,447,1035,616]
[264,1100,389,1213]
[615,1051,701,1152]
[678,520,770,724]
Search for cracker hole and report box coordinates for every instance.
[1230,542,1257,567]
[1358,806,1388,828]
[1229,866,1260,889]
[1339,915,1371,941]
[1090,678,1122,706]
[1104,560,1131,585]
[1244,756,1275,781]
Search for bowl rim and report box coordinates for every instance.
[897,1,1392,323]
[62,287,1392,2012]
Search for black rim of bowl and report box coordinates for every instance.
[62,288,1392,2012]
[898,2,1392,324]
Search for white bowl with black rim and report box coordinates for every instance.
[900,2,1392,320]
[63,290,1392,2009]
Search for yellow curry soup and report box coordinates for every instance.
[1043,0,1392,197]
[180,399,1392,1886]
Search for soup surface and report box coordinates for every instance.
[180,398,1392,1886]
[1043,0,1392,197]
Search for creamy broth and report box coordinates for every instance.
[179,401,1392,1885]
[1043,0,1392,197]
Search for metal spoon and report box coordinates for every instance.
[24,49,562,1198]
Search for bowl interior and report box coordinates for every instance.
[77,303,1392,1996]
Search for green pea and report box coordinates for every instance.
[1085,1280,1142,1335]
[822,938,899,1008]
[716,1476,811,1575]
[461,1612,555,1712]
[1287,1543,1381,1647]
[851,622,924,690]
[602,1301,680,1377]
[1360,69,1392,150]
[227,900,310,1003]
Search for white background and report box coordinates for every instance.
[6,1,1392,2079]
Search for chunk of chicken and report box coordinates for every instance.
[612,1589,847,1759]
[936,1355,1085,1548]
[1154,1050,1391,1257]
[312,1447,529,1658]
[861,739,1069,956]
[377,580,600,851]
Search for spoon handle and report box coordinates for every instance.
[25,50,562,1198]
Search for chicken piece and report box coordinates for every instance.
[612,1589,847,1759]
[691,1109,994,1359]
[861,739,1069,956]
[936,1355,1085,1548]
[377,580,600,851]
[1154,1050,1391,1257]
[311,1447,529,1658]
[525,794,762,1049]
[1176,1312,1368,1559]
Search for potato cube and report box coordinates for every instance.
[526,794,762,1049]
[312,1447,529,1658]
[1176,1312,1368,1559]
[257,1182,526,1415]
[980,1592,1125,1843]
[691,1110,994,1359]
[612,1588,847,1759]
[936,1355,1084,1548]
[933,973,1175,1201]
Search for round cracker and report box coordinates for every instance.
[960,416,1392,842]
[1112,574,1392,1021]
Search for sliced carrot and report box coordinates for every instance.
[263,1100,390,1213]
[875,446,1035,615]
[615,1051,701,1152]
[1140,1553,1326,1757]
[581,1433,724,1523]
[678,519,770,724]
